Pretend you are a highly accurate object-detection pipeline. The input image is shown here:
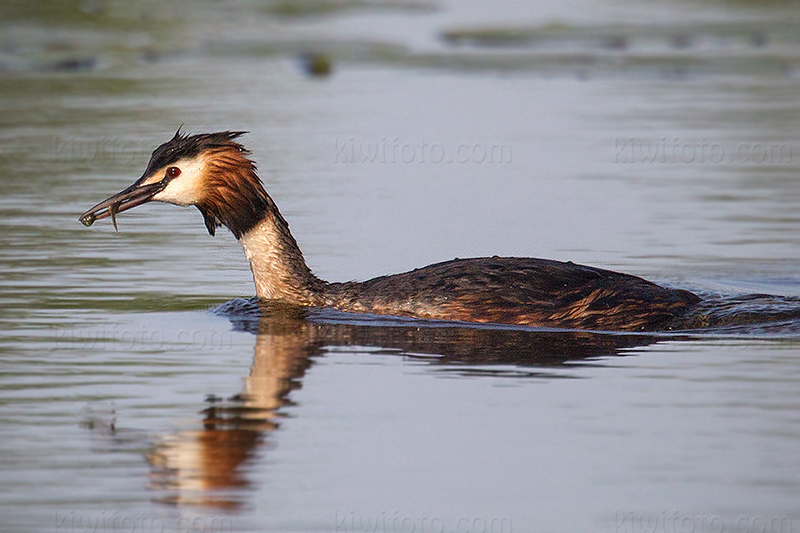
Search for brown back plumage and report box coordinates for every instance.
[325,257,701,331]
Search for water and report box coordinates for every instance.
[2,0,800,531]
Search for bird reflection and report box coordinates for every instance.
[148,300,669,508]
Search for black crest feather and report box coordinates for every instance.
[139,128,248,181]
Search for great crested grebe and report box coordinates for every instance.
[80,130,702,331]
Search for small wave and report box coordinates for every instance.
[680,294,800,336]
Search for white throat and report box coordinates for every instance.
[238,218,289,300]
[237,216,322,304]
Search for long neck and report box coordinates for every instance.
[237,204,327,305]
[197,146,327,304]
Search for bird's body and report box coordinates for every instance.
[80,130,702,332]
[323,257,700,331]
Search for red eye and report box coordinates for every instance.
[167,166,181,178]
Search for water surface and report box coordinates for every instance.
[2,0,800,531]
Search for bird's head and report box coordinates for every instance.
[79,129,272,239]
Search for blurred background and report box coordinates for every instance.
[2,0,800,532]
